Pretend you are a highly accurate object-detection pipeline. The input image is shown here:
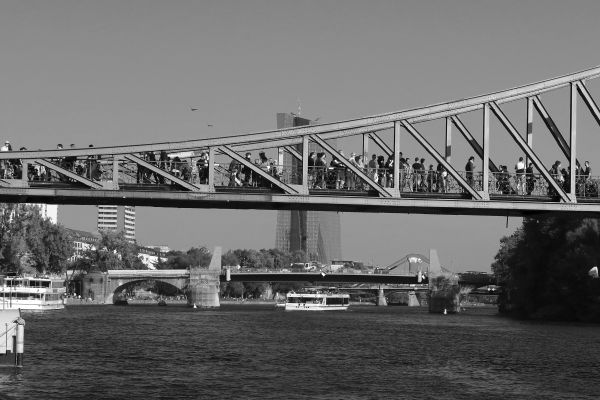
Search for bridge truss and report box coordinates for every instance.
[3,66,600,216]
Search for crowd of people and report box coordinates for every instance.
[304,150,451,193]
[0,140,596,197]
[0,142,105,182]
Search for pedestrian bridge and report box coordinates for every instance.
[3,66,600,215]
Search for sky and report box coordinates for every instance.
[2,0,600,271]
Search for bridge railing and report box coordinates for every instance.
[10,153,600,202]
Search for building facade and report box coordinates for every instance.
[97,205,136,242]
[274,113,342,264]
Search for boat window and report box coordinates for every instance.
[325,297,345,305]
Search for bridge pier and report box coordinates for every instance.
[427,249,460,313]
[407,290,420,307]
[376,288,387,306]
[186,247,222,308]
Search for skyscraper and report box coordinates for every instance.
[274,113,341,263]
[97,205,136,242]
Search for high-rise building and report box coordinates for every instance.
[274,113,341,264]
[97,205,136,242]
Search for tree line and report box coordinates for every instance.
[0,203,313,299]
[0,202,311,269]
[0,204,73,275]
[492,215,600,322]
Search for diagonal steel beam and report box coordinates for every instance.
[34,159,103,189]
[309,134,392,198]
[531,96,578,168]
[450,116,499,173]
[123,154,201,191]
[576,81,600,127]
[368,132,393,156]
[283,145,302,160]
[401,121,482,200]
[218,145,300,194]
[489,102,571,203]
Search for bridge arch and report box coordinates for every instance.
[384,253,430,275]
[107,279,187,304]
[79,271,190,304]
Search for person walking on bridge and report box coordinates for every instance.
[465,156,475,189]
[515,157,525,195]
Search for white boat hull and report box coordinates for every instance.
[0,299,64,311]
[284,303,348,311]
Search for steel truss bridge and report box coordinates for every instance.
[3,66,600,215]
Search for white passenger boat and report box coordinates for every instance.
[282,290,350,311]
[0,276,66,311]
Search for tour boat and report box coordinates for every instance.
[0,276,66,311]
[281,290,350,311]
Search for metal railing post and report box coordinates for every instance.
[302,136,309,188]
[208,147,215,189]
[393,121,401,191]
[445,117,452,162]
[112,156,120,189]
[526,97,534,167]
[570,83,578,199]
[482,104,490,198]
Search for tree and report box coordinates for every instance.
[493,216,600,322]
[80,230,145,272]
[160,247,211,269]
[0,204,73,274]
[0,204,30,272]
[26,212,74,274]
[221,250,240,267]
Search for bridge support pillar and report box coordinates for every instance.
[376,288,387,306]
[427,249,460,313]
[186,247,222,308]
[407,291,420,307]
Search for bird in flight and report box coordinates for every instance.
[191,107,199,111]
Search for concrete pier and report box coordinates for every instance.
[376,288,388,306]
[427,249,461,313]
[407,290,420,307]
[186,247,222,308]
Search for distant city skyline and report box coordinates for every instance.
[3,1,600,271]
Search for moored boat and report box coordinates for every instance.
[282,289,350,311]
[0,275,65,311]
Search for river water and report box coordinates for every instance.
[0,305,599,399]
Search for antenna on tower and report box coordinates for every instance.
[297,98,302,117]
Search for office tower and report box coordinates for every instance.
[274,113,341,264]
[97,205,136,242]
